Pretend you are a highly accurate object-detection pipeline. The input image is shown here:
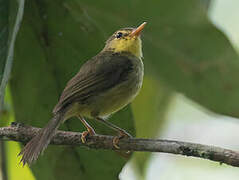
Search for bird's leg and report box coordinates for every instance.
[96,117,132,149]
[78,115,96,143]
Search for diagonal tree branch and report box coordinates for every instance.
[0,122,239,167]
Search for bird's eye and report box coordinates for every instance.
[116,32,123,39]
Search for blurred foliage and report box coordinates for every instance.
[0,0,8,80]
[7,141,35,180]
[0,87,12,127]
[140,1,239,117]
[10,0,134,180]
[0,88,34,180]
[0,0,238,179]
[11,1,134,180]
[131,77,173,176]
[200,0,211,10]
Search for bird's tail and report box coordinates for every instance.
[19,112,64,166]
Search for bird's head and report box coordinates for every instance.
[103,22,147,59]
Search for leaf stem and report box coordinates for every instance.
[0,0,25,110]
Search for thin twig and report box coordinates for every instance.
[0,0,25,110]
[0,1,25,179]
[0,123,239,168]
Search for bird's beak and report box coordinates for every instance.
[130,22,147,37]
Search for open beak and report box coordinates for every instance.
[130,22,147,37]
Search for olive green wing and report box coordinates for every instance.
[53,53,134,113]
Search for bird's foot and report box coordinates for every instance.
[81,127,96,143]
[113,130,132,149]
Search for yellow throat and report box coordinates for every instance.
[103,22,147,59]
[104,33,143,59]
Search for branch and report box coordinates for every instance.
[1,123,239,167]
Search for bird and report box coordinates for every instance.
[19,22,146,165]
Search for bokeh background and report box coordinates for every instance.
[122,0,239,179]
[1,0,239,180]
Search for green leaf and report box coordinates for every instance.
[0,0,9,80]
[10,0,134,179]
[131,76,173,176]
[62,0,239,117]
[9,0,239,179]
[141,1,239,117]
[0,2,26,179]
[0,0,24,110]
[200,0,211,9]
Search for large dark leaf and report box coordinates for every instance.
[132,77,173,176]
[10,0,134,179]
[141,1,239,117]
[62,0,239,117]
[10,0,239,179]
[0,0,9,120]
[200,0,211,9]
[0,0,8,79]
